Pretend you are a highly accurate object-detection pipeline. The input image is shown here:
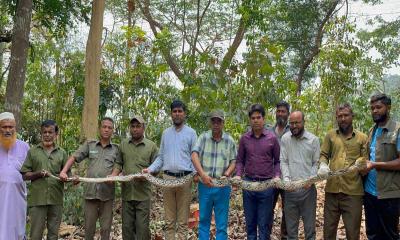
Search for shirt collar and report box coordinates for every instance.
[38,142,59,150]
[250,128,269,138]
[335,128,356,139]
[206,130,226,141]
[129,137,146,145]
[374,118,394,131]
[95,140,112,148]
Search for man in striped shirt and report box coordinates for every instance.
[192,109,237,240]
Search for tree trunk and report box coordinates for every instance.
[81,0,105,141]
[4,0,33,130]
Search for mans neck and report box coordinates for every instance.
[339,126,353,137]
[43,143,55,152]
[132,136,144,144]
[212,131,222,141]
[100,138,111,147]
[174,123,184,131]
[275,123,286,134]
[252,128,263,138]
[377,117,389,127]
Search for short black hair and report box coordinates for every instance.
[276,100,290,112]
[370,93,391,106]
[101,117,114,126]
[336,103,353,115]
[41,119,59,133]
[170,100,187,112]
[248,104,265,117]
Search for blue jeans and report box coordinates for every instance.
[198,182,231,240]
[242,181,275,240]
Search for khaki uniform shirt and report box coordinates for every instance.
[73,140,120,201]
[21,143,68,206]
[115,138,158,201]
[320,129,368,195]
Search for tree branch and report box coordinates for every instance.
[219,16,246,77]
[138,0,184,80]
[295,0,340,96]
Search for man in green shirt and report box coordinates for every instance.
[318,103,367,240]
[21,120,68,240]
[60,117,120,240]
[111,116,158,240]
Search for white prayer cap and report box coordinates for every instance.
[0,112,15,121]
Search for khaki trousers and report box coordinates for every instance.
[84,199,114,240]
[162,174,192,240]
[29,205,62,240]
[323,192,362,240]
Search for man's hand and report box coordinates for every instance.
[142,168,150,174]
[303,183,312,189]
[41,170,49,178]
[201,174,213,187]
[59,172,69,182]
[317,162,330,178]
[193,174,200,183]
[360,160,375,175]
[231,176,241,191]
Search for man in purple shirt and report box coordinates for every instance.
[0,112,30,240]
[235,104,281,240]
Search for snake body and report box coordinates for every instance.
[48,162,366,191]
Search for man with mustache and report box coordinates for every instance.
[143,100,197,240]
[318,103,367,240]
[111,116,159,240]
[362,93,400,240]
[0,112,30,240]
[280,111,320,240]
[21,120,69,240]
[268,101,290,240]
[60,117,120,240]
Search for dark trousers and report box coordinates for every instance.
[284,185,317,240]
[364,192,400,240]
[122,199,151,240]
[243,184,275,240]
[84,199,114,240]
[323,192,362,240]
[272,188,287,239]
[29,205,62,240]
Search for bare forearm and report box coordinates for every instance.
[224,162,236,176]
[61,156,76,174]
[23,171,45,181]
[374,158,400,170]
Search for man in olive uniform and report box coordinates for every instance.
[111,116,158,240]
[21,120,69,240]
[60,117,120,240]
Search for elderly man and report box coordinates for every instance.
[363,93,400,239]
[0,112,30,240]
[60,117,120,240]
[111,116,159,240]
[235,104,280,240]
[318,103,367,240]
[21,120,69,240]
[143,100,197,240]
[191,110,237,240]
[280,111,320,240]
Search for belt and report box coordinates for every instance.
[244,175,271,182]
[164,170,193,177]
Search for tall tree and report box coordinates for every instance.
[81,0,105,141]
[4,0,33,128]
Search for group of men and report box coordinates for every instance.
[0,94,399,240]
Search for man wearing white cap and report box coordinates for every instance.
[0,112,30,240]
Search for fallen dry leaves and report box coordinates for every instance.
[60,182,373,239]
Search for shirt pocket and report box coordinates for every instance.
[381,132,397,145]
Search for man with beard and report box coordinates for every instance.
[111,116,158,240]
[318,104,367,240]
[235,104,280,240]
[362,93,400,240]
[268,101,290,240]
[0,112,30,240]
[191,110,237,240]
[21,120,69,240]
[60,117,120,240]
[280,111,319,240]
[143,100,197,240]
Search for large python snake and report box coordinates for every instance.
[48,162,367,192]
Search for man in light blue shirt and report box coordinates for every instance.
[144,100,197,240]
